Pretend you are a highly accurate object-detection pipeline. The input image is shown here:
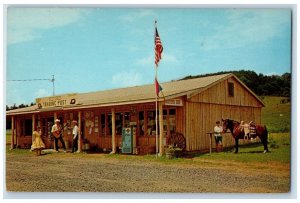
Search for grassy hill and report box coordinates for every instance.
[261,96,291,132]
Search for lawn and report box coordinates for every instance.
[261,96,291,132]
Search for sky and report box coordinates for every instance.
[5,7,292,106]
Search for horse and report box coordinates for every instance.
[222,118,269,153]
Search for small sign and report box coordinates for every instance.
[165,99,183,106]
[129,122,137,126]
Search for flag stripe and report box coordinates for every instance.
[155,27,163,66]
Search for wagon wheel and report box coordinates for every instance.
[167,132,186,151]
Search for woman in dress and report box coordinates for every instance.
[31,126,45,156]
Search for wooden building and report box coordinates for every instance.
[6,73,265,154]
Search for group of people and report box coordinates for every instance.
[31,119,79,156]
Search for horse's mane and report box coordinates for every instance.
[226,119,240,125]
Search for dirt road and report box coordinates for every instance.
[5,151,290,193]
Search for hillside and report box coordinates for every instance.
[261,96,291,132]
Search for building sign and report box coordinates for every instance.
[36,94,78,109]
[165,99,183,106]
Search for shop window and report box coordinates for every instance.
[115,113,123,135]
[24,119,32,136]
[139,111,145,136]
[228,82,234,97]
[147,111,156,136]
[163,109,168,136]
[107,114,112,136]
[169,109,176,134]
[94,116,99,134]
[101,114,106,136]
[124,112,130,128]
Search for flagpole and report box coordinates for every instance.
[155,68,158,159]
[154,20,159,159]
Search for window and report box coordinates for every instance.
[24,119,32,136]
[228,82,234,97]
[107,113,112,136]
[124,112,130,128]
[139,111,144,136]
[115,113,123,135]
[169,109,176,134]
[147,111,156,136]
[101,114,106,136]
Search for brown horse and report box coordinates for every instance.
[222,119,269,153]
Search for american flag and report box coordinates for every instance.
[155,26,163,66]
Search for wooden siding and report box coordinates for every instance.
[185,102,261,151]
[189,77,263,107]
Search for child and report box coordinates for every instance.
[31,126,45,156]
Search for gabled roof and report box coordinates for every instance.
[6,73,264,115]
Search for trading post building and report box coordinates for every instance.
[6,73,265,155]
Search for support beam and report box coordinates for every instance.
[78,111,82,152]
[11,116,15,149]
[32,114,36,144]
[111,108,116,154]
[159,102,164,156]
[132,126,137,154]
[53,112,57,151]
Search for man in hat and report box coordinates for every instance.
[71,120,79,153]
[51,119,67,152]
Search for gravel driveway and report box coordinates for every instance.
[5,152,290,194]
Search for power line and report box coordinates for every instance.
[7,79,52,81]
[7,75,55,96]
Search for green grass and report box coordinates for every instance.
[196,133,290,164]
[5,132,290,166]
[261,96,291,132]
[101,133,290,165]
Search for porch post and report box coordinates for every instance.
[111,108,116,154]
[78,111,82,152]
[159,102,164,156]
[11,116,15,149]
[53,112,57,151]
[32,114,35,143]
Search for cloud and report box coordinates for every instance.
[200,9,290,50]
[112,70,143,87]
[135,53,179,67]
[163,53,179,63]
[135,54,153,66]
[7,7,90,44]
[120,9,156,22]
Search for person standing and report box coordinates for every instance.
[31,126,45,156]
[71,120,79,153]
[51,119,67,152]
[214,121,223,152]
